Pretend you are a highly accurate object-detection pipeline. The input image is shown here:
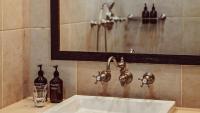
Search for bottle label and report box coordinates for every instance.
[50,84,61,93]
[35,83,46,89]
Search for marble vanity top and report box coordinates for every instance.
[1,97,200,113]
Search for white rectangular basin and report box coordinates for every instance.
[44,95,175,113]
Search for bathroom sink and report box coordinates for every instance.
[44,95,175,113]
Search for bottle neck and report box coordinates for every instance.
[54,75,59,78]
[38,74,44,77]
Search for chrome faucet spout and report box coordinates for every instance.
[93,56,133,86]
[106,56,118,71]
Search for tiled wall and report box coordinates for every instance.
[1,0,200,109]
[24,0,77,99]
[25,0,200,109]
[0,0,28,108]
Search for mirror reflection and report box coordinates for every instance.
[59,0,200,55]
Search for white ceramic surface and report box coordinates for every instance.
[44,95,175,113]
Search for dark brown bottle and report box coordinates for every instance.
[34,64,47,87]
[150,4,157,24]
[50,65,63,103]
[142,3,150,24]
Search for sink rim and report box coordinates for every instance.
[44,95,176,113]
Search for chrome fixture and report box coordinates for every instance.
[138,72,155,87]
[90,2,125,29]
[127,13,167,22]
[93,70,111,84]
[93,56,133,86]
[129,48,135,54]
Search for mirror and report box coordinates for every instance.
[50,0,200,65]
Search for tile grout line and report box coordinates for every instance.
[76,62,78,95]
[1,0,3,107]
[180,65,183,107]
[180,0,183,107]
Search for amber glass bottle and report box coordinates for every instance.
[50,65,63,103]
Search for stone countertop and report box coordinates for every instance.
[1,97,200,113]
[1,97,56,113]
[174,107,200,113]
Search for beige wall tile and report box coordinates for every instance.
[24,0,50,28]
[183,18,200,55]
[25,28,77,98]
[0,31,2,109]
[23,0,30,28]
[77,61,181,106]
[183,0,200,17]
[3,0,23,30]
[60,23,97,52]
[2,29,24,107]
[0,0,2,30]
[23,29,31,98]
[182,65,200,108]
[60,0,99,24]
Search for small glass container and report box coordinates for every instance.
[33,85,47,107]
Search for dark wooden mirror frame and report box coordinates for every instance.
[50,0,200,65]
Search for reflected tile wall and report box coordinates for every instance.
[183,18,200,55]
[59,0,200,56]
[183,0,200,17]
[60,0,100,24]
[60,23,97,52]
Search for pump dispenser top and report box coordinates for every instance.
[53,65,59,77]
[38,65,44,76]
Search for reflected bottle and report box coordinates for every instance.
[50,65,63,103]
[150,4,157,24]
[142,3,150,24]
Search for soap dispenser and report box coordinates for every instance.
[34,64,48,101]
[150,4,157,24]
[50,65,63,103]
[142,3,150,24]
[34,64,47,87]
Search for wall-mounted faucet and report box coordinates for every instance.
[93,56,133,86]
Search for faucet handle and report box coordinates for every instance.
[138,72,155,87]
[93,71,111,84]
[92,71,101,84]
